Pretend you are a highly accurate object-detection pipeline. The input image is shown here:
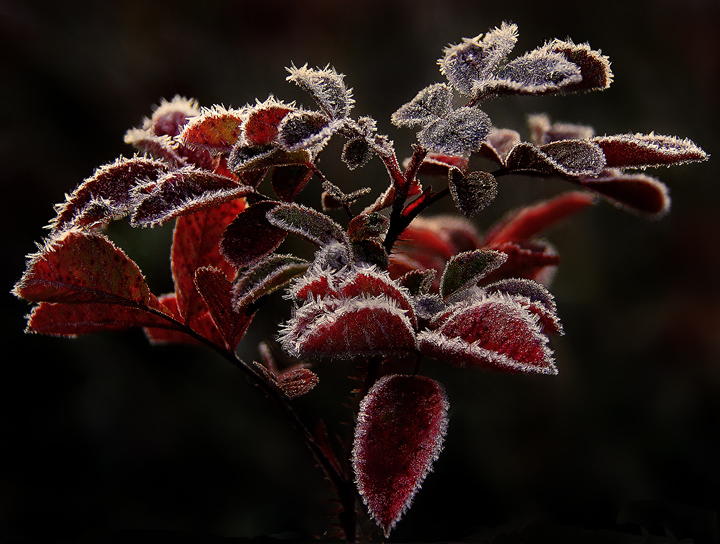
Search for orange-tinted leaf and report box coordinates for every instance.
[180,106,245,154]
[171,199,245,322]
[243,100,295,146]
[352,375,448,537]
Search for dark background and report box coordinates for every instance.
[2,0,719,541]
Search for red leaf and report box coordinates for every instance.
[485,241,560,284]
[14,231,156,307]
[414,153,469,176]
[505,140,606,178]
[339,266,417,327]
[287,267,340,301]
[219,201,288,269]
[194,267,253,349]
[419,293,557,374]
[26,301,172,337]
[576,170,670,217]
[171,199,245,322]
[352,374,449,537]
[243,100,294,146]
[592,133,708,169]
[143,292,224,346]
[50,157,168,233]
[271,164,314,202]
[279,297,416,358]
[483,191,595,246]
[180,106,244,154]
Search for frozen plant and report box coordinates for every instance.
[13,22,707,541]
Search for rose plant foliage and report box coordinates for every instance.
[13,23,707,541]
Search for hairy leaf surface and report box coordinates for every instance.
[352,374,449,537]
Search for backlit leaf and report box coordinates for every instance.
[277,110,342,152]
[220,201,288,270]
[131,166,254,227]
[391,83,453,128]
[180,105,245,154]
[286,64,355,119]
[352,374,449,537]
[267,202,350,249]
[243,98,294,146]
[527,113,594,145]
[418,106,491,156]
[233,254,310,311]
[505,139,606,178]
[592,133,709,169]
[544,39,613,94]
[419,292,557,374]
[51,157,168,233]
[576,170,671,217]
[171,199,244,323]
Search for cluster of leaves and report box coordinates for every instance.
[13,23,707,541]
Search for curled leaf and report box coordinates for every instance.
[439,249,508,301]
[180,105,245,154]
[267,202,350,249]
[277,110,342,152]
[286,64,355,119]
[576,170,671,217]
[592,133,709,169]
[352,374,449,537]
[505,139,606,178]
[233,254,310,311]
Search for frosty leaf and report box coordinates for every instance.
[171,199,244,323]
[479,48,582,97]
[397,269,437,296]
[228,143,312,172]
[390,83,453,128]
[51,157,168,233]
[243,99,295,146]
[505,139,606,178]
[276,368,319,399]
[279,297,417,358]
[220,201,288,270]
[143,292,224,346]
[528,113,594,145]
[341,137,373,170]
[352,374,448,537]
[448,168,498,217]
[277,110,342,152]
[419,293,557,374]
[271,164,314,202]
[14,230,156,307]
[123,128,187,168]
[194,266,253,349]
[25,301,173,337]
[592,133,709,169]
[439,249,508,301]
[339,266,417,327]
[477,128,521,165]
[484,278,562,335]
[142,95,200,137]
[286,64,355,119]
[233,254,309,311]
[484,241,560,284]
[321,180,372,206]
[544,39,613,94]
[418,106,491,156]
[287,266,340,302]
[179,105,245,154]
[411,153,469,176]
[483,191,596,246]
[347,212,389,242]
[439,22,519,95]
[267,202,350,249]
[131,166,254,227]
[576,170,671,217]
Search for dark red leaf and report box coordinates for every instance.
[592,133,708,169]
[143,293,222,345]
[171,199,245,323]
[483,191,596,246]
[484,241,560,284]
[477,128,521,165]
[271,164,314,202]
[219,201,288,270]
[51,157,168,233]
[26,302,171,337]
[576,170,670,217]
[352,374,448,537]
[419,293,557,374]
[14,231,157,307]
[413,153,469,176]
[339,266,417,327]
[544,39,613,94]
[194,267,253,349]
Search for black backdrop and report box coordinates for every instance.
[2,0,719,541]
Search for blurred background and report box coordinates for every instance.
[2,0,719,541]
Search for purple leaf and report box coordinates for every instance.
[448,168,498,217]
[477,128,521,165]
[286,64,355,119]
[419,292,557,374]
[438,22,519,95]
[592,133,709,169]
[352,374,449,537]
[131,166,254,227]
[418,106,491,156]
[267,202,350,249]
[505,139,606,178]
[219,201,288,270]
[391,83,453,128]
[50,157,168,233]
